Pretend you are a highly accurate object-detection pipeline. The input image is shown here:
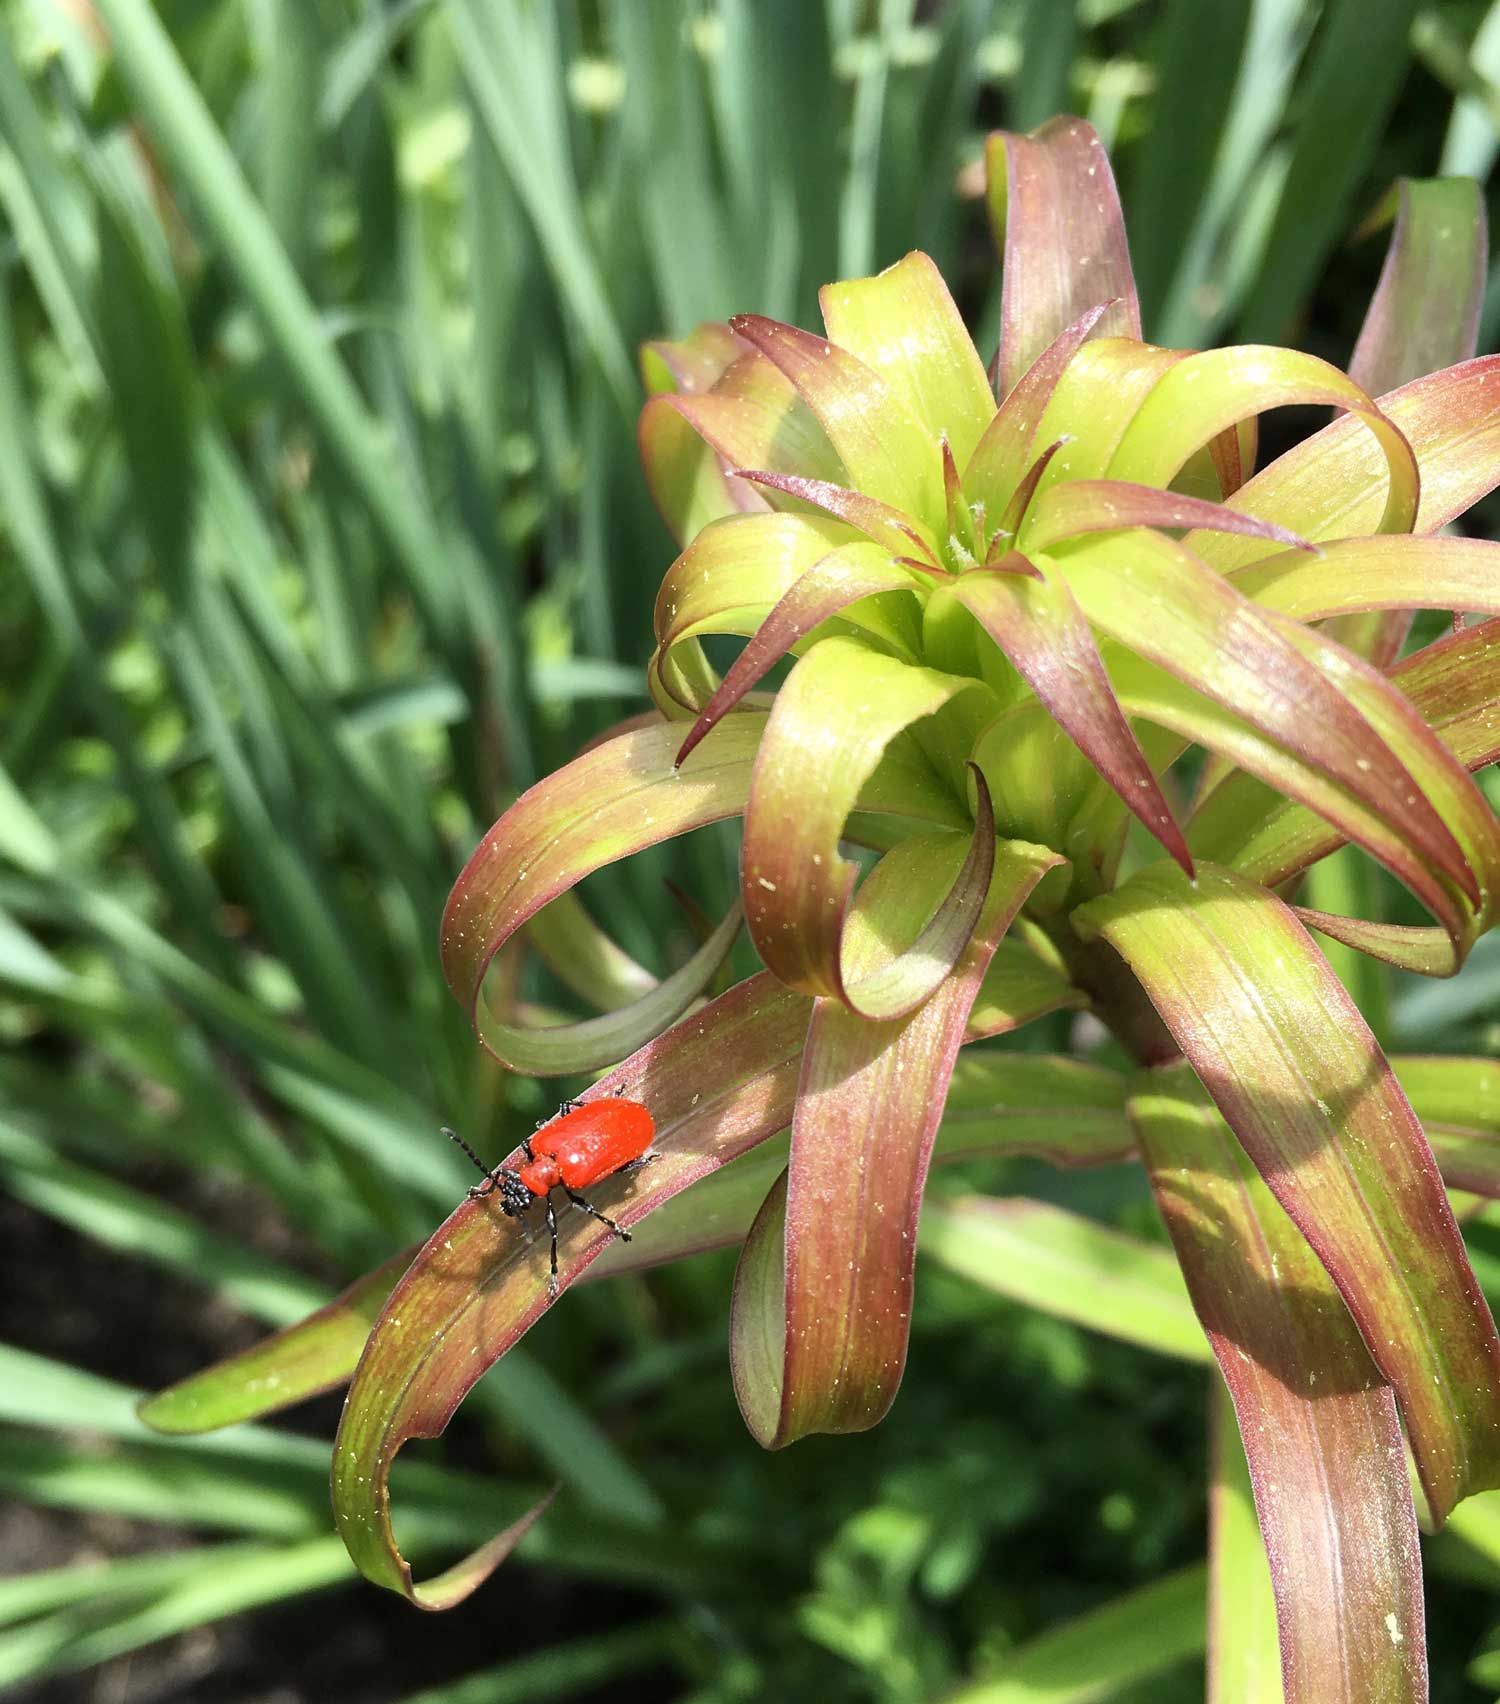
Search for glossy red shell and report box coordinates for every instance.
[517,1099,654,1197]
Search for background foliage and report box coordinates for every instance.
[5,0,1500,1698]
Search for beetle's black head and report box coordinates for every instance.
[497,1168,533,1218]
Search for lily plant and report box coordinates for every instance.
[143,118,1500,1698]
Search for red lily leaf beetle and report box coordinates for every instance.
[445,1097,656,1294]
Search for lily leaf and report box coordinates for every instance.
[1078,862,1500,1524]
[441,714,767,1073]
[730,842,1062,1447]
[819,250,995,469]
[956,558,1192,872]
[1192,354,1500,568]
[984,117,1140,398]
[332,971,813,1606]
[1207,1382,1282,1702]
[1129,1071,1425,1703]
[729,314,942,520]
[1350,178,1487,401]
[739,636,985,1000]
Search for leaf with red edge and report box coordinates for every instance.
[1077,861,1500,1523]
[1107,345,1419,537]
[964,930,1087,1037]
[962,302,1109,521]
[441,715,767,1073]
[1020,479,1313,555]
[734,470,940,563]
[730,843,1062,1448]
[1129,1069,1426,1703]
[729,314,943,520]
[1191,355,1500,570]
[1351,178,1487,399]
[1028,338,1185,499]
[332,971,813,1604]
[955,558,1193,872]
[984,117,1141,398]
[1059,528,1481,941]
[138,1247,418,1434]
[651,510,859,715]
[637,323,763,545]
[675,542,919,766]
[819,250,996,468]
[1185,619,1500,944]
[739,636,988,999]
[1234,533,1500,622]
[644,349,846,524]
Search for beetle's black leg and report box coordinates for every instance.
[544,1195,560,1297]
[522,1134,536,1163]
[617,1154,657,1176]
[564,1187,632,1243]
[445,1127,502,1198]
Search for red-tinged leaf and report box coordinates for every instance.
[137,1247,417,1435]
[1185,619,1500,893]
[637,395,765,547]
[1190,356,1500,571]
[1235,534,1500,622]
[962,302,1110,520]
[1351,178,1487,399]
[1129,1071,1426,1703]
[1208,417,1257,500]
[730,845,1062,1448]
[920,1195,1211,1363]
[441,715,767,1073]
[1058,528,1477,930]
[1294,911,1464,976]
[1207,1382,1282,1703]
[1027,338,1186,499]
[640,321,747,396]
[1077,861,1500,1523]
[729,315,943,521]
[984,117,1141,399]
[736,470,940,563]
[674,542,918,767]
[819,251,996,469]
[1021,479,1313,555]
[833,780,1000,1021]
[988,438,1066,555]
[646,349,847,518]
[740,636,986,998]
[955,559,1192,872]
[333,971,814,1604]
[650,510,858,715]
[1108,345,1420,537]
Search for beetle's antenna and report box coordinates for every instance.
[443,1126,495,1181]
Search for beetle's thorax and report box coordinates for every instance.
[516,1153,561,1197]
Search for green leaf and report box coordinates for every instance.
[1078,862,1500,1523]
[984,117,1141,398]
[920,1195,1211,1363]
[1238,0,1422,344]
[945,1565,1207,1703]
[818,250,996,469]
[137,1247,415,1434]
[1207,1381,1283,1701]
[1106,345,1419,536]
[1128,1071,1424,1702]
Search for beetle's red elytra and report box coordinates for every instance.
[444,1098,656,1293]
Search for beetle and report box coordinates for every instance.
[444,1097,656,1293]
